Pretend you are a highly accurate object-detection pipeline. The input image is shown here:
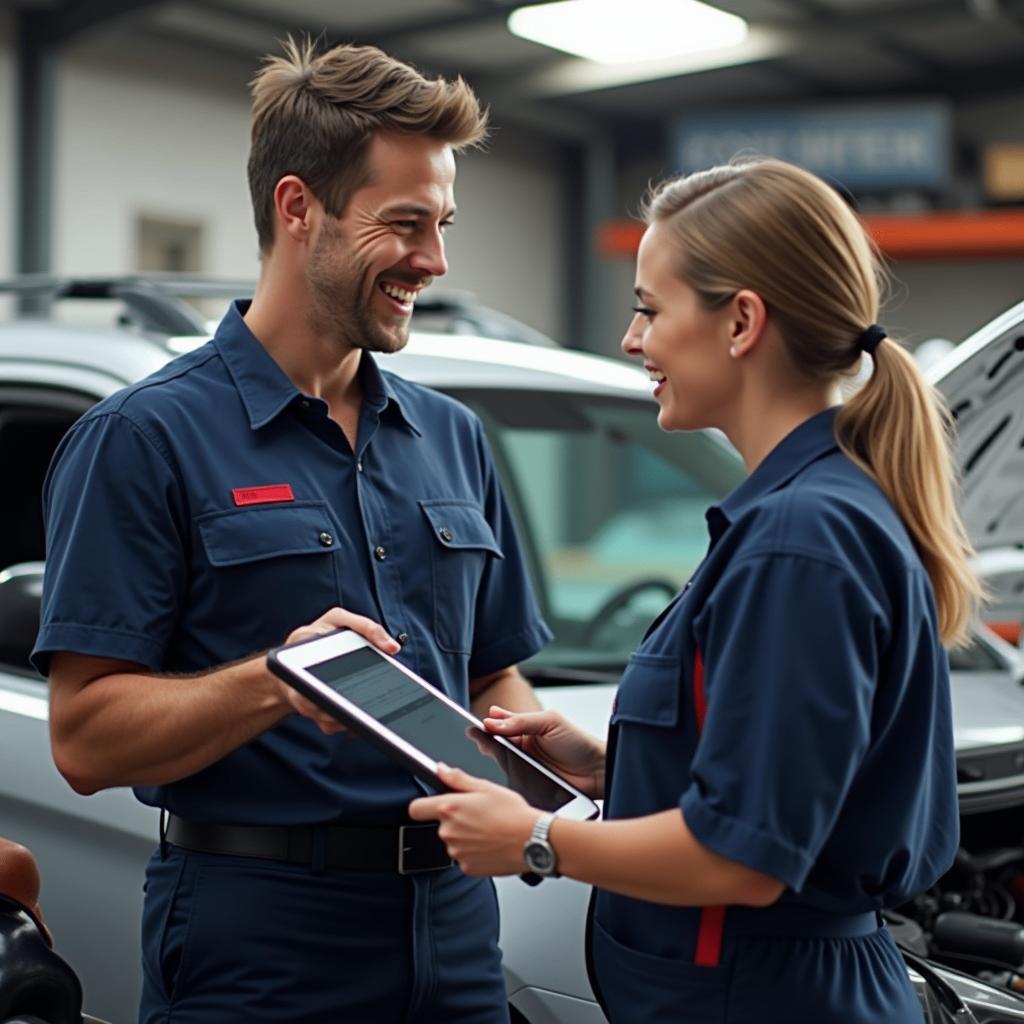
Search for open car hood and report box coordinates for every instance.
[951,666,1024,751]
[928,299,1024,623]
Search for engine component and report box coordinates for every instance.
[934,911,1024,965]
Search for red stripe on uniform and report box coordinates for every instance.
[693,648,708,730]
[232,484,295,506]
[694,905,726,966]
[692,646,725,967]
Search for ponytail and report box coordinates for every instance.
[836,338,982,647]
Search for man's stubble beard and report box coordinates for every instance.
[307,221,410,356]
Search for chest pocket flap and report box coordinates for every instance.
[419,500,504,558]
[198,503,338,566]
[612,653,681,727]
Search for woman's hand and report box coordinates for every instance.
[278,607,400,735]
[483,706,606,799]
[409,764,540,876]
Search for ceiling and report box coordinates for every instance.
[5,0,1024,140]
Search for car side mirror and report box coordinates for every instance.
[0,563,44,674]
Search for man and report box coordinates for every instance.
[32,38,549,1024]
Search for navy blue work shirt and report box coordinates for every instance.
[596,407,959,960]
[33,300,552,824]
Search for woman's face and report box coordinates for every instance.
[621,223,736,433]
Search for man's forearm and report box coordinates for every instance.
[49,654,289,794]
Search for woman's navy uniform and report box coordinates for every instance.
[589,408,958,1024]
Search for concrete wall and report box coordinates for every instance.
[445,132,570,341]
[54,53,257,281]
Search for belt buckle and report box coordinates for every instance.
[398,824,452,874]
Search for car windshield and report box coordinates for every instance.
[452,389,746,672]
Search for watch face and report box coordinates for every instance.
[526,841,554,874]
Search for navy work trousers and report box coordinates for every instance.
[139,847,509,1023]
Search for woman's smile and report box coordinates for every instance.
[644,362,667,398]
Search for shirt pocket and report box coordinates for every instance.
[611,653,681,728]
[608,653,688,822]
[419,499,504,655]
[194,503,340,639]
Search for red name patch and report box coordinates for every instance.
[232,484,295,506]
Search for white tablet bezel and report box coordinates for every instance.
[268,629,599,822]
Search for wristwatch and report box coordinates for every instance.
[523,812,560,879]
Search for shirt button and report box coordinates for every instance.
[300,399,310,409]
[356,460,364,473]
[319,532,334,547]
[397,632,409,646]
[439,527,453,542]
[374,546,387,561]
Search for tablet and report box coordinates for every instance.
[267,629,599,822]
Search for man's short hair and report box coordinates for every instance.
[248,37,489,253]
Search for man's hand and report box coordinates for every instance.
[409,764,539,876]
[278,607,400,735]
[483,706,606,799]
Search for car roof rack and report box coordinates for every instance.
[0,274,253,337]
[0,274,559,347]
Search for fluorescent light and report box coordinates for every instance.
[508,0,748,65]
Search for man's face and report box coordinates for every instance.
[307,133,457,354]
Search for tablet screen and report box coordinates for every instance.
[308,647,575,812]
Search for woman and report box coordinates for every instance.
[409,158,981,1023]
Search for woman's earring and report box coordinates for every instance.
[729,345,738,357]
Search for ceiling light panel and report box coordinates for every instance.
[508,0,748,64]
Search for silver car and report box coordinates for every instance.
[2,280,1024,1024]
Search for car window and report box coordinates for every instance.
[452,390,746,671]
[0,388,90,675]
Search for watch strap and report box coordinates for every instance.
[529,812,556,846]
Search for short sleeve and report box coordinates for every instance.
[465,418,552,678]
[680,552,882,890]
[31,412,188,674]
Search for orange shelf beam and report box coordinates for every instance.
[597,209,1024,261]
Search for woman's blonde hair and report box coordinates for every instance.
[644,158,981,646]
[248,36,488,252]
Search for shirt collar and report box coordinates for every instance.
[361,351,422,437]
[213,299,421,435]
[712,407,841,534]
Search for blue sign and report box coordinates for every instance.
[674,103,951,190]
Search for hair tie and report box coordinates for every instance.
[857,324,886,355]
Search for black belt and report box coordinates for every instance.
[164,814,453,874]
